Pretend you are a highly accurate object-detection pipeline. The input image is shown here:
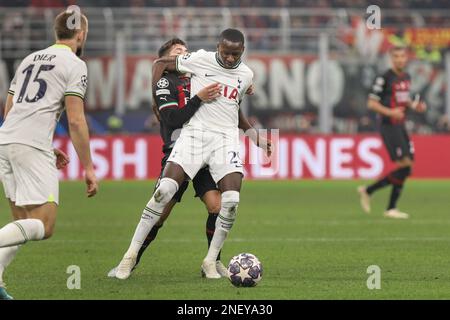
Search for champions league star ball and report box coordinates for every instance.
[227,253,263,287]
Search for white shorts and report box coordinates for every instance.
[167,127,243,183]
[0,144,59,207]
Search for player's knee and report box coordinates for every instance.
[43,221,55,239]
[221,190,240,214]
[154,178,179,204]
[204,193,221,213]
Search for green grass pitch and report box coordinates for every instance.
[1,180,450,300]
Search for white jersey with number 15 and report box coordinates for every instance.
[0,44,88,152]
[175,49,253,134]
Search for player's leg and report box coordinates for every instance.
[107,198,178,278]
[133,179,189,268]
[200,190,229,277]
[0,145,58,247]
[358,125,402,213]
[0,200,26,300]
[192,167,221,258]
[115,127,207,279]
[384,156,413,219]
[202,172,243,278]
[115,162,187,279]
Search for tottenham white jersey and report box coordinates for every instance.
[0,44,88,151]
[175,49,253,134]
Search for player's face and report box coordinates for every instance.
[168,44,188,57]
[391,49,408,71]
[217,40,244,68]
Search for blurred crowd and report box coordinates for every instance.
[1,0,450,134]
[1,0,450,8]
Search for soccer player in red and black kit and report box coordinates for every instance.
[109,38,268,279]
[358,47,426,219]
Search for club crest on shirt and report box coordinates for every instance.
[80,75,88,89]
[157,78,169,88]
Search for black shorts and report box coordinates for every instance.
[380,124,414,161]
[155,154,218,203]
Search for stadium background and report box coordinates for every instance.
[1,1,450,301]
[1,1,449,181]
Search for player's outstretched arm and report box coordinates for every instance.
[3,94,14,119]
[368,98,404,120]
[65,95,98,197]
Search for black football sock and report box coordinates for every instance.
[387,166,411,210]
[388,184,404,210]
[135,224,163,268]
[366,166,411,195]
[206,212,221,261]
[366,176,391,195]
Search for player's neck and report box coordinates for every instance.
[54,40,77,54]
[392,67,404,76]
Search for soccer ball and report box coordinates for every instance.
[227,253,263,287]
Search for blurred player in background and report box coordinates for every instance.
[0,8,98,299]
[115,29,270,280]
[358,46,426,219]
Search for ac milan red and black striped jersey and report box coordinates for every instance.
[369,69,411,126]
[153,72,202,156]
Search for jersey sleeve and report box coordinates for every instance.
[65,61,88,100]
[8,67,19,96]
[368,74,386,101]
[154,76,179,111]
[175,49,207,75]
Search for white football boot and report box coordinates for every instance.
[107,266,118,278]
[201,260,221,279]
[357,186,371,213]
[115,254,137,280]
[384,209,409,219]
[216,261,229,278]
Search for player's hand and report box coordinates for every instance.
[85,168,98,198]
[197,83,222,102]
[389,107,405,120]
[152,102,161,121]
[246,84,255,96]
[415,101,427,113]
[54,148,69,170]
[258,135,272,157]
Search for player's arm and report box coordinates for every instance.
[64,62,98,197]
[4,66,18,118]
[156,79,221,127]
[238,109,272,156]
[367,98,403,119]
[65,96,98,197]
[3,93,14,119]
[367,75,404,120]
[152,56,177,90]
[407,94,427,113]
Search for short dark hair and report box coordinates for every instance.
[219,28,245,45]
[158,38,187,57]
[54,10,88,40]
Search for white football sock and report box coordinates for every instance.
[0,246,19,284]
[125,178,178,256]
[0,219,45,248]
[205,191,239,262]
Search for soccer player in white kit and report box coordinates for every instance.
[115,29,254,280]
[0,9,98,299]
